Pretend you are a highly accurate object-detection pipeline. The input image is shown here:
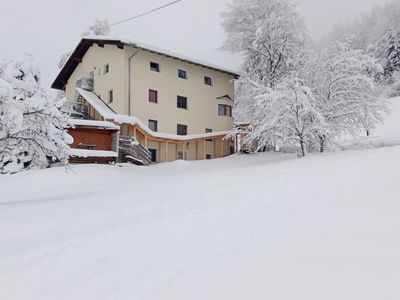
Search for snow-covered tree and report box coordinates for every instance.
[222,0,308,123]
[82,19,111,37]
[222,0,308,87]
[0,56,71,174]
[242,75,326,157]
[307,42,387,149]
[385,26,400,79]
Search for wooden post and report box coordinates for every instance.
[133,126,137,139]
[145,135,148,148]
[182,143,185,160]
[221,138,224,157]
[213,138,217,158]
[175,143,179,160]
[165,141,169,162]
[203,138,206,159]
[195,141,199,160]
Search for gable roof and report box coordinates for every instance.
[52,36,239,90]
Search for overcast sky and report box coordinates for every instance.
[0,0,391,88]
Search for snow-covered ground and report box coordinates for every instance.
[1,146,400,299]
[1,98,400,300]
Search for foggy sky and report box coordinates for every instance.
[0,0,391,87]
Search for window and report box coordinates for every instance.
[148,119,158,132]
[204,76,212,86]
[103,64,110,75]
[178,69,187,79]
[149,89,158,103]
[108,90,113,104]
[206,154,212,160]
[177,95,188,109]
[177,124,188,136]
[150,61,160,72]
[178,151,183,160]
[218,104,232,117]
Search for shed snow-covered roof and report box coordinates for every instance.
[77,88,230,141]
[69,118,120,130]
[52,36,239,90]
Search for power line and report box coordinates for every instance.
[109,0,183,27]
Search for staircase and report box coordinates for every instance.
[119,136,152,166]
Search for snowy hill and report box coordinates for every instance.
[1,146,400,299]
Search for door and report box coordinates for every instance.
[149,148,157,163]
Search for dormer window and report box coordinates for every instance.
[150,61,160,72]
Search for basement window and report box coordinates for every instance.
[150,61,160,72]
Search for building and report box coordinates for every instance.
[53,37,239,163]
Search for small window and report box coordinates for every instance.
[204,76,212,86]
[178,151,183,160]
[177,124,188,136]
[218,104,232,117]
[149,89,158,103]
[150,62,160,72]
[108,90,113,104]
[206,154,212,160]
[103,64,110,75]
[177,95,188,109]
[178,69,187,79]
[148,119,158,132]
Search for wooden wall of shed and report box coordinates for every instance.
[68,128,113,151]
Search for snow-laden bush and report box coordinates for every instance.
[0,56,71,174]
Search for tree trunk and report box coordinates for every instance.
[299,139,306,157]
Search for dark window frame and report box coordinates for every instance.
[150,61,160,72]
[178,68,188,79]
[204,76,213,86]
[108,90,113,104]
[177,124,188,136]
[177,95,188,109]
[103,63,110,75]
[218,104,232,117]
[148,89,158,103]
[148,119,158,132]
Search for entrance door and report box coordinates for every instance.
[149,149,157,163]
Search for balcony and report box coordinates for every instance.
[76,77,93,92]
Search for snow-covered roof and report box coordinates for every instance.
[69,149,118,158]
[52,37,239,90]
[69,118,120,130]
[77,88,231,141]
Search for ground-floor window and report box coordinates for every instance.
[149,148,157,163]
[206,154,212,160]
[178,151,183,160]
